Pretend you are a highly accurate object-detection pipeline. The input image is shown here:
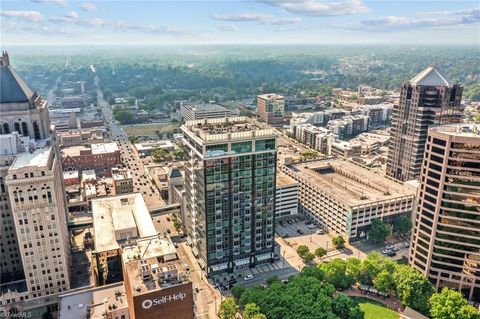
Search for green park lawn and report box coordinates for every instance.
[351,297,399,319]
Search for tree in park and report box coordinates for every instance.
[302,252,315,263]
[231,284,247,300]
[394,215,413,236]
[429,288,480,319]
[299,266,325,281]
[332,235,345,249]
[297,245,309,256]
[243,303,267,319]
[332,294,364,319]
[345,257,362,283]
[319,258,355,289]
[358,252,393,285]
[315,247,327,258]
[369,219,392,243]
[219,297,238,319]
[374,270,395,294]
[393,264,434,315]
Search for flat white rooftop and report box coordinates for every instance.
[10,145,51,169]
[59,282,127,319]
[92,193,157,253]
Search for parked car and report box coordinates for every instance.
[244,275,254,281]
[316,229,325,235]
[184,264,190,271]
[308,224,317,229]
[287,219,293,224]
[305,220,312,225]
[297,229,304,235]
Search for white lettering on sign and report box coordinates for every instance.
[141,292,188,309]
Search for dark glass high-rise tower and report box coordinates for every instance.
[181,117,277,277]
[387,66,464,181]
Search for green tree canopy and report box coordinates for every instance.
[243,303,264,319]
[332,236,345,249]
[394,215,413,236]
[315,247,327,258]
[219,297,238,319]
[319,258,355,289]
[369,220,392,243]
[332,294,364,319]
[393,264,434,315]
[297,245,310,256]
[374,270,395,294]
[430,288,480,319]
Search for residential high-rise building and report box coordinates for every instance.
[257,93,285,124]
[181,117,278,277]
[410,124,480,301]
[0,52,71,318]
[387,66,464,181]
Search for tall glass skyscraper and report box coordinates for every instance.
[387,66,464,182]
[181,117,277,277]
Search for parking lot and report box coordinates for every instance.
[276,214,411,263]
[276,216,338,256]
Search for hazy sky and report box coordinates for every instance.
[1,0,479,45]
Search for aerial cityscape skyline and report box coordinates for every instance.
[0,1,479,318]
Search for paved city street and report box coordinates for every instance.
[95,76,165,210]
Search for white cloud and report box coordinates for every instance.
[269,17,302,25]
[336,8,480,31]
[65,11,79,20]
[30,0,68,7]
[260,0,370,16]
[216,24,239,32]
[212,12,301,25]
[1,10,43,23]
[81,2,98,12]
[212,12,272,23]
[86,18,105,26]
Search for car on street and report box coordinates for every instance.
[244,275,254,281]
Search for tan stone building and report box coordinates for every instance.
[0,52,71,318]
[410,124,480,301]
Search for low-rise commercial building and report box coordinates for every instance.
[59,283,129,319]
[134,140,174,157]
[275,174,299,217]
[122,238,194,319]
[91,193,158,286]
[112,168,134,195]
[180,102,231,121]
[58,128,104,147]
[61,142,121,174]
[281,159,415,241]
